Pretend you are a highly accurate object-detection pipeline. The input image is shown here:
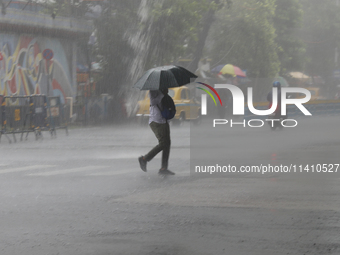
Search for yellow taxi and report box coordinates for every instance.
[293,87,324,100]
[136,86,201,125]
[306,87,323,100]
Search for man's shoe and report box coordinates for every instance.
[138,156,147,172]
[159,169,175,175]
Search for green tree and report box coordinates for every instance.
[299,0,340,92]
[273,0,304,75]
[95,0,139,95]
[186,0,232,72]
[144,0,212,68]
[209,0,280,97]
[96,0,214,94]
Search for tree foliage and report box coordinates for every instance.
[209,0,280,79]
[95,0,139,95]
[273,0,304,75]
[96,0,217,95]
[144,0,212,68]
[37,0,340,99]
[299,0,340,86]
[186,0,232,72]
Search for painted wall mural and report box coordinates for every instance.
[0,34,74,103]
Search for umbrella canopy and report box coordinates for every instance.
[211,64,225,73]
[133,65,197,90]
[219,64,246,77]
[288,72,310,79]
[211,64,246,77]
[274,76,289,87]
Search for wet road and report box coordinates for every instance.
[0,116,339,255]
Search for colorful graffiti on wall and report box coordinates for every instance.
[0,34,74,103]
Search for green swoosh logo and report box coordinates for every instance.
[197,87,217,106]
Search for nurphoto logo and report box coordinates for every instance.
[196,83,312,128]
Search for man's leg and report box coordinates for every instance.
[161,122,171,170]
[144,122,168,162]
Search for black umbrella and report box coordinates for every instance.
[133,65,197,90]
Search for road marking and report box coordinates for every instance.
[0,165,55,174]
[29,165,108,176]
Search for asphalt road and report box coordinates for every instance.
[0,116,339,255]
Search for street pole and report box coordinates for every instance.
[47,59,50,97]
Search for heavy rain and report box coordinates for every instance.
[0,0,340,254]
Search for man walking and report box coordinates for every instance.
[138,88,175,175]
[267,81,284,118]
